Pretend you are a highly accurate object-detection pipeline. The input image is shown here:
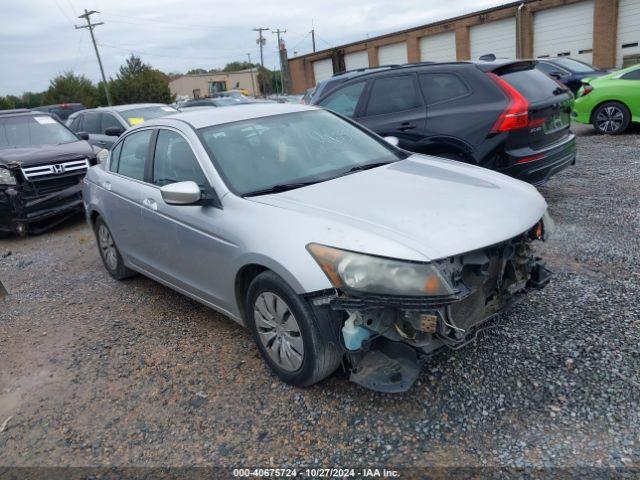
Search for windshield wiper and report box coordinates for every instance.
[344,161,393,174]
[243,181,318,197]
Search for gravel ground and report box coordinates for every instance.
[0,124,639,470]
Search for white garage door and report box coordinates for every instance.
[470,17,516,60]
[617,0,640,67]
[312,58,334,84]
[344,50,369,71]
[420,31,457,62]
[534,0,594,64]
[378,42,408,65]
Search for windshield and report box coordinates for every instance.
[0,115,78,149]
[552,58,596,73]
[199,110,403,196]
[212,98,247,107]
[120,105,178,126]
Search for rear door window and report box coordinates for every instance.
[317,82,365,117]
[500,69,566,103]
[365,75,421,116]
[117,130,152,181]
[419,73,470,104]
[621,68,640,80]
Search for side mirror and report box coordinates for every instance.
[160,181,201,205]
[105,126,125,137]
[77,131,89,141]
[384,136,400,147]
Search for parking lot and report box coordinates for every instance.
[0,124,639,468]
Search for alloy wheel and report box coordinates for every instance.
[98,224,118,271]
[596,106,624,133]
[253,292,304,372]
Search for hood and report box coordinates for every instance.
[0,141,94,168]
[250,155,547,261]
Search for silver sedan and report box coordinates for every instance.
[83,103,553,393]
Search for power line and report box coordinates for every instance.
[98,43,249,63]
[75,9,112,105]
[99,12,229,30]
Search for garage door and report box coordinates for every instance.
[617,0,640,67]
[470,18,516,60]
[344,50,369,71]
[534,0,594,64]
[313,58,334,84]
[378,42,408,65]
[420,31,457,62]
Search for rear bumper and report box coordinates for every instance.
[500,134,577,185]
[0,182,84,235]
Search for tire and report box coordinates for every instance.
[245,271,341,387]
[0,231,10,239]
[592,102,631,135]
[93,217,136,280]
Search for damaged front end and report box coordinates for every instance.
[306,218,553,393]
[0,159,91,236]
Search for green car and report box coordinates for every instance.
[573,64,640,135]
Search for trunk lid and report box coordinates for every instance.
[496,65,574,150]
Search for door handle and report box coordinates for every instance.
[397,123,416,132]
[97,141,107,146]
[103,181,111,191]
[142,198,158,211]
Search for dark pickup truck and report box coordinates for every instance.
[0,109,97,237]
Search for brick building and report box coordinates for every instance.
[288,0,640,93]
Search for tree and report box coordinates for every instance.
[187,68,208,75]
[108,55,174,104]
[0,96,16,110]
[223,61,256,72]
[43,72,99,107]
[256,67,282,95]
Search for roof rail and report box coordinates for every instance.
[332,64,400,77]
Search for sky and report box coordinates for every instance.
[0,0,513,96]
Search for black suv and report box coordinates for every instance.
[312,60,576,185]
[0,109,96,237]
[32,103,85,122]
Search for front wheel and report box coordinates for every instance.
[245,271,341,387]
[592,102,630,135]
[93,217,136,280]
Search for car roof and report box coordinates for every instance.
[143,103,317,129]
[0,109,50,118]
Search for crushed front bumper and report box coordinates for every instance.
[308,227,552,393]
[0,181,84,235]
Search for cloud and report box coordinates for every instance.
[0,0,510,96]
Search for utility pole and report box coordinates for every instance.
[253,27,269,97]
[253,27,270,67]
[272,28,286,95]
[311,20,316,53]
[247,53,257,97]
[75,9,112,105]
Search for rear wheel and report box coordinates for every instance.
[93,217,135,280]
[0,231,10,239]
[245,271,341,387]
[592,102,630,135]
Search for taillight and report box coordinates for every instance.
[487,72,529,133]
[580,84,593,96]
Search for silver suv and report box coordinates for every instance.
[83,103,553,393]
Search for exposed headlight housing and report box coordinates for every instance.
[307,243,455,297]
[96,149,109,164]
[0,168,16,186]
